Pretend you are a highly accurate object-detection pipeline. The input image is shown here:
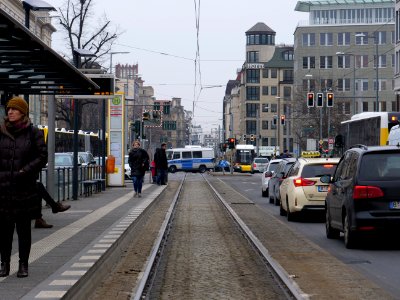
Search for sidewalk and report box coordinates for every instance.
[0,182,166,300]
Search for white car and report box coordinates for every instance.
[124,155,131,179]
[261,159,282,197]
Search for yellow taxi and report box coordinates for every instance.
[279,157,339,221]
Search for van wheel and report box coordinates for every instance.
[344,214,358,249]
[169,166,177,173]
[280,202,286,216]
[199,165,206,173]
[325,207,340,239]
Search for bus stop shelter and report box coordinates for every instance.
[0,7,101,197]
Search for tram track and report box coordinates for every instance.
[132,174,304,300]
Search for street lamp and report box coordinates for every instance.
[275,96,281,157]
[109,51,130,74]
[355,33,379,112]
[336,52,356,115]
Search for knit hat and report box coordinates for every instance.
[6,97,28,115]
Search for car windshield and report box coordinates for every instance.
[255,158,268,163]
[268,162,280,172]
[301,164,337,178]
[359,153,400,180]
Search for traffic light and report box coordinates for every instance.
[307,92,314,107]
[142,111,150,120]
[280,115,285,125]
[243,134,247,141]
[327,92,334,107]
[273,115,278,125]
[228,138,235,149]
[316,93,324,107]
[220,143,227,152]
[250,134,255,141]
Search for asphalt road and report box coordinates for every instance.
[218,172,400,298]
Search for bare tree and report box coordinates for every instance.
[54,0,121,130]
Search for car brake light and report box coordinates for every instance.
[353,185,384,199]
[293,177,316,187]
[253,163,256,167]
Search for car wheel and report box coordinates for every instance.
[199,165,207,173]
[286,198,295,221]
[169,165,177,173]
[269,192,274,204]
[344,214,358,249]
[325,207,340,239]
[262,189,268,197]
[274,194,280,206]
[279,202,286,216]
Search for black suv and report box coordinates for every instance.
[321,145,400,248]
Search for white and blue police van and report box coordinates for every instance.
[166,146,215,173]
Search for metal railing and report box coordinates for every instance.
[39,165,105,202]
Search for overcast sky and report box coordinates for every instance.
[49,0,305,134]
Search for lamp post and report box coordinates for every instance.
[275,96,281,156]
[336,52,356,115]
[109,51,130,74]
[355,33,379,112]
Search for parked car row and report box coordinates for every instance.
[260,145,400,249]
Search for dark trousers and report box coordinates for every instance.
[157,169,167,185]
[132,175,144,193]
[34,182,58,218]
[0,214,31,264]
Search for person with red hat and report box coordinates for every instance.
[0,97,47,278]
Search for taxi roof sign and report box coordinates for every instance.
[301,151,321,158]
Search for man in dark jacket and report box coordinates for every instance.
[154,142,168,185]
[0,97,48,278]
[128,140,149,198]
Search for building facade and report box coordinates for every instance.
[229,22,295,155]
[294,0,397,150]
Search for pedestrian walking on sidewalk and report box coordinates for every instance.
[0,97,47,278]
[154,143,168,185]
[128,140,149,198]
[33,182,71,229]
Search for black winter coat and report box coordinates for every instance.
[154,148,168,170]
[128,148,149,177]
[0,119,48,215]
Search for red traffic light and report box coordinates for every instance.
[307,92,314,107]
[280,115,285,125]
[327,92,334,107]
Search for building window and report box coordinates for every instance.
[381,101,387,112]
[270,103,277,113]
[355,32,369,45]
[271,86,277,96]
[163,121,176,130]
[246,86,260,100]
[320,79,333,90]
[271,137,277,146]
[262,86,269,95]
[262,68,269,78]
[262,120,269,130]
[320,56,332,69]
[246,69,260,83]
[247,51,259,63]
[355,55,368,68]
[261,138,268,146]
[283,86,291,100]
[362,101,369,112]
[337,78,351,91]
[246,120,257,134]
[337,32,350,45]
[374,55,387,68]
[270,69,277,78]
[356,79,368,91]
[283,70,293,81]
[262,103,269,112]
[283,50,294,60]
[246,103,258,117]
[320,32,333,46]
[247,34,275,45]
[163,104,170,115]
[303,56,315,69]
[153,102,161,110]
[375,31,387,44]
[338,55,350,68]
[302,33,315,46]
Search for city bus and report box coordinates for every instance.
[340,112,400,149]
[232,144,256,173]
[166,146,215,173]
[37,125,101,156]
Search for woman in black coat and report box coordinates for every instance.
[0,97,48,278]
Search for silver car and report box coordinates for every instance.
[251,157,269,174]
